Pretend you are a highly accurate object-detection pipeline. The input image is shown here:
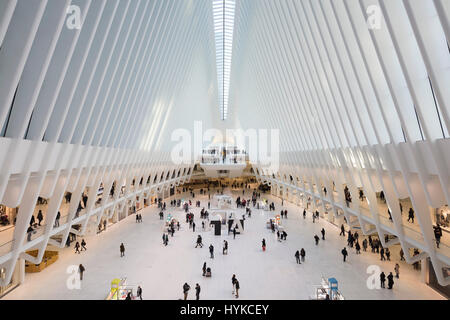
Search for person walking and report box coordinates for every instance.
[362,238,368,252]
[183,283,190,300]
[164,234,169,246]
[54,211,60,227]
[209,244,214,259]
[202,262,207,276]
[321,228,325,240]
[342,247,348,262]
[400,248,405,261]
[387,272,394,289]
[408,208,415,223]
[262,238,266,251]
[27,226,34,242]
[137,286,143,300]
[380,272,386,288]
[195,235,203,248]
[195,283,201,300]
[340,224,345,236]
[314,235,320,245]
[81,239,87,251]
[385,248,391,261]
[300,248,306,262]
[79,264,85,281]
[235,279,240,298]
[303,209,306,219]
[75,241,81,254]
[233,227,237,239]
[120,243,125,257]
[355,241,361,254]
[232,274,237,294]
[394,263,400,279]
[223,240,228,255]
[295,250,301,264]
[380,248,386,261]
[434,225,442,248]
[37,210,44,226]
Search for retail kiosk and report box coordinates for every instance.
[311,277,345,300]
[105,278,136,300]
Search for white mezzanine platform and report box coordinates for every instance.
[3,190,445,300]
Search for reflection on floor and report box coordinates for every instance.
[3,190,445,300]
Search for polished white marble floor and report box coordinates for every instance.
[3,189,445,300]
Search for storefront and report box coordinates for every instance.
[426,258,450,299]
[434,205,449,232]
[0,205,17,228]
[0,259,24,298]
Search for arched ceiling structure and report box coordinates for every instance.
[0,0,449,288]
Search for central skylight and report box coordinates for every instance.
[213,0,236,121]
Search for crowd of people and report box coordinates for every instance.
[62,181,438,300]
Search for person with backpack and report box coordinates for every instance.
[195,235,203,248]
[314,235,320,245]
